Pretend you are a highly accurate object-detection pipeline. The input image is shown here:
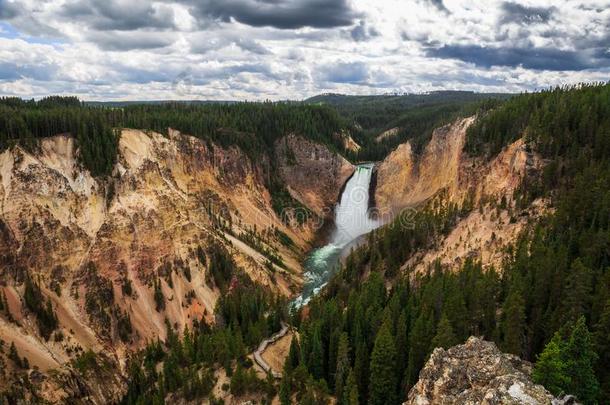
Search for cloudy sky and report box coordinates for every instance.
[0,0,609,100]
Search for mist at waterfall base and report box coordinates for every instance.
[292,164,380,308]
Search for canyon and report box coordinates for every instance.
[0,127,353,402]
[0,116,546,403]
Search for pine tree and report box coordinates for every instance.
[334,333,351,398]
[230,363,246,395]
[279,372,292,405]
[342,367,359,405]
[532,332,570,396]
[431,314,458,350]
[8,342,22,368]
[287,336,301,372]
[263,369,277,400]
[561,259,593,325]
[565,317,599,404]
[368,322,397,405]
[394,308,409,388]
[353,339,369,403]
[153,278,165,312]
[501,287,526,357]
[328,327,341,386]
[405,310,434,389]
[182,326,194,361]
[308,326,324,380]
[443,282,468,340]
[593,299,610,403]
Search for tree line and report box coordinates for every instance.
[308,91,511,162]
[0,96,350,177]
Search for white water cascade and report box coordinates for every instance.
[292,164,380,308]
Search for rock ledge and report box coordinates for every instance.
[405,336,571,405]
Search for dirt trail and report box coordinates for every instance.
[253,322,289,378]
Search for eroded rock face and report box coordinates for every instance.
[0,129,323,399]
[275,134,354,217]
[374,117,544,274]
[374,117,473,217]
[406,337,557,405]
[0,129,355,401]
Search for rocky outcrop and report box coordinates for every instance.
[375,127,399,143]
[375,117,541,220]
[406,337,559,405]
[275,134,354,217]
[338,130,361,152]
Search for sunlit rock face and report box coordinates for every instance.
[375,116,545,276]
[0,129,310,381]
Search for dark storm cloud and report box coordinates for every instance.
[0,0,20,19]
[61,0,175,31]
[427,44,610,71]
[500,2,555,25]
[317,61,369,84]
[188,0,359,29]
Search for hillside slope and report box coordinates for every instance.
[0,127,348,402]
[374,116,544,273]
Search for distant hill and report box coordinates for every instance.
[305,90,512,109]
[305,91,515,161]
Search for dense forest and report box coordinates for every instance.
[0,96,349,177]
[118,83,609,404]
[307,91,511,161]
[0,92,511,177]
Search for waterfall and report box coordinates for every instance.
[292,164,380,308]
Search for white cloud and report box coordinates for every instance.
[0,0,607,100]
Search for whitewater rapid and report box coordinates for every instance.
[292,164,380,308]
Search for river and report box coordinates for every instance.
[292,163,380,308]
